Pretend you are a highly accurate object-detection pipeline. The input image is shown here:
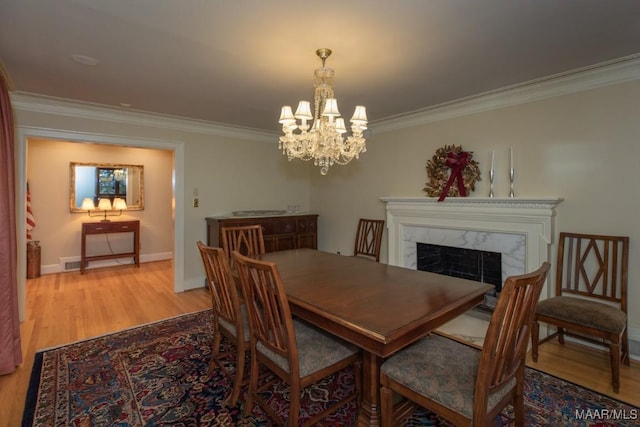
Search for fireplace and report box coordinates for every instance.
[417,243,502,289]
[417,243,502,309]
[380,197,563,301]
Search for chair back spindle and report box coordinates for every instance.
[353,218,384,262]
[221,224,266,268]
[234,252,299,376]
[557,232,628,306]
[479,264,549,401]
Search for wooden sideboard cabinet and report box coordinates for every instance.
[81,220,140,274]
[206,214,318,253]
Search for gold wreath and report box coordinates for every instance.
[423,144,481,197]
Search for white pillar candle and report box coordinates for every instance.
[510,147,513,170]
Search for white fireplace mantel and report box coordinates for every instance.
[380,196,563,213]
[380,196,564,298]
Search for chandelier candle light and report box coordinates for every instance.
[278,48,368,175]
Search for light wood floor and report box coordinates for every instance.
[1,261,638,426]
[0,261,210,427]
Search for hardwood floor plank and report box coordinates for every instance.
[526,340,640,407]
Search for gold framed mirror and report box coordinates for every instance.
[70,162,144,212]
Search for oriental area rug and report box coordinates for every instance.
[23,309,638,426]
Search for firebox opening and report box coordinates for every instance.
[416,242,502,310]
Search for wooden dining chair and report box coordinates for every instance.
[196,241,250,406]
[380,262,550,427]
[232,251,362,426]
[220,224,266,268]
[353,218,385,262]
[531,232,629,393]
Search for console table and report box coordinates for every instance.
[81,220,140,274]
[206,214,318,253]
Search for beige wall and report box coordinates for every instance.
[27,140,174,269]
[309,80,640,343]
[12,77,640,348]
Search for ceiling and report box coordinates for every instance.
[1,0,639,133]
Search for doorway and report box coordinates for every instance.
[16,126,185,321]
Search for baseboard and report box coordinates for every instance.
[551,330,640,363]
[41,252,173,275]
[183,276,207,291]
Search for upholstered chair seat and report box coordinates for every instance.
[257,319,359,377]
[381,334,515,420]
[218,305,251,339]
[536,296,626,334]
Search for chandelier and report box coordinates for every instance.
[278,48,368,175]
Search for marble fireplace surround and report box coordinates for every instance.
[380,197,563,300]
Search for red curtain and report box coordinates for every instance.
[0,67,22,375]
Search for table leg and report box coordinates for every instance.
[358,351,382,427]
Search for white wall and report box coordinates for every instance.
[309,80,640,347]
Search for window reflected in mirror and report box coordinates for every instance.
[70,162,144,212]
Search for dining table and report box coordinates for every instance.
[261,248,494,427]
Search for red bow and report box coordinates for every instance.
[438,151,469,202]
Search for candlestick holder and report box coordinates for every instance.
[509,168,515,198]
[489,168,495,197]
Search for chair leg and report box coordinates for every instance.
[244,351,259,417]
[557,327,565,345]
[380,384,394,427]
[610,342,621,393]
[531,321,540,362]
[288,383,300,427]
[514,369,525,426]
[207,329,222,377]
[622,329,630,366]
[355,360,362,409]
[228,348,245,406]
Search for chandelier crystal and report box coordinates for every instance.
[278,48,368,175]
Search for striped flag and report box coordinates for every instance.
[26,182,36,240]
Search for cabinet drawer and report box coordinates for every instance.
[273,219,296,234]
[111,222,138,232]
[83,223,113,234]
[297,217,317,233]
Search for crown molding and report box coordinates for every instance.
[9,92,277,143]
[371,54,640,135]
[10,54,640,140]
